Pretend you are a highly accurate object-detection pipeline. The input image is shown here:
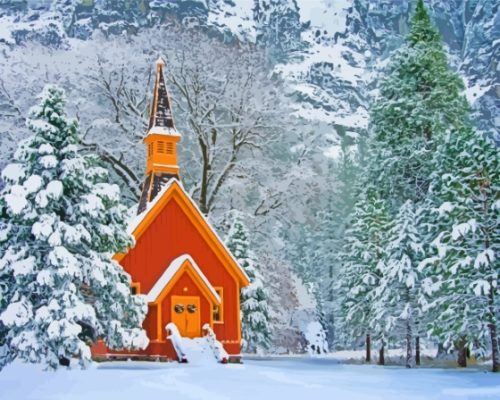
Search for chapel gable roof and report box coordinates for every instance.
[145,254,220,304]
[120,179,250,287]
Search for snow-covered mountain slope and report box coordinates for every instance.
[0,1,496,140]
[276,0,498,141]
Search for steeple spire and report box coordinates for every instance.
[148,57,177,132]
[137,56,182,214]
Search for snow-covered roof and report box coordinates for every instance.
[146,126,181,137]
[126,178,250,285]
[127,178,175,234]
[145,254,221,304]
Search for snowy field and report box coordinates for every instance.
[1,357,499,400]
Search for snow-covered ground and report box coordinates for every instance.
[1,357,499,400]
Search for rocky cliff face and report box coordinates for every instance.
[0,0,497,140]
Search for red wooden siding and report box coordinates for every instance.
[120,195,240,350]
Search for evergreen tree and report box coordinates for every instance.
[422,127,499,371]
[369,0,469,207]
[0,85,148,370]
[336,185,390,362]
[319,151,360,349]
[372,200,425,368]
[225,211,271,354]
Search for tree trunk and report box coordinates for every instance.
[58,356,70,367]
[378,343,385,366]
[365,334,371,363]
[487,272,499,372]
[489,323,499,372]
[415,336,421,366]
[406,320,413,368]
[457,338,467,368]
[197,136,210,215]
[436,342,446,358]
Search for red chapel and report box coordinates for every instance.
[92,57,250,361]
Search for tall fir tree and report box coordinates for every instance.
[225,211,271,354]
[369,0,469,208]
[319,151,360,349]
[0,86,148,370]
[372,200,425,368]
[336,185,390,363]
[422,127,499,371]
[346,0,496,369]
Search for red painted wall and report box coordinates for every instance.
[119,195,240,355]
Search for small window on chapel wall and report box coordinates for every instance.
[213,288,223,323]
[130,283,140,295]
[157,141,165,153]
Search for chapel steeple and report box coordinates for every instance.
[137,56,181,214]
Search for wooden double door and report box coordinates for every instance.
[171,295,201,338]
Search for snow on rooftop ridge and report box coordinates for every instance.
[127,178,250,284]
[147,126,181,137]
[145,254,220,304]
[127,178,176,234]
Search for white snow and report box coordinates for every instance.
[4,185,29,214]
[0,300,32,327]
[304,321,328,355]
[38,143,54,154]
[437,201,455,216]
[0,358,499,400]
[207,0,255,42]
[32,214,55,239]
[474,249,494,269]
[296,0,350,31]
[39,155,58,169]
[36,180,64,207]
[166,325,221,365]
[1,163,25,183]
[464,78,491,105]
[23,175,43,194]
[145,254,220,304]
[451,219,477,240]
[11,256,35,277]
[147,126,182,136]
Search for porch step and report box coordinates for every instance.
[166,322,228,364]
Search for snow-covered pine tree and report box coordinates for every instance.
[225,211,271,354]
[319,151,360,349]
[0,85,148,370]
[336,185,390,363]
[369,0,469,208]
[372,200,425,368]
[421,127,499,372]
